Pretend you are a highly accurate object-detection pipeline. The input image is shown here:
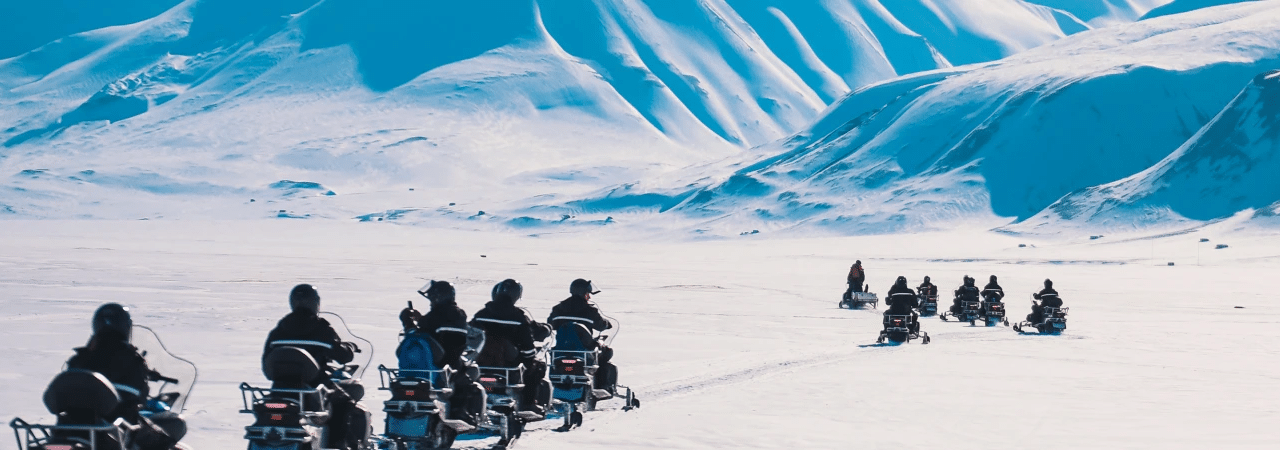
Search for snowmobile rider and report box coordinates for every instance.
[67,303,187,449]
[400,280,485,425]
[952,276,980,315]
[982,275,1005,302]
[884,276,920,332]
[263,284,360,449]
[846,260,866,295]
[471,279,554,415]
[1028,279,1063,324]
[548,279,619,393]
[917,276,938,299]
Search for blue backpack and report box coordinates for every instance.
[396,331,445,385]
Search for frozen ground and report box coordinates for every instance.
[1,220,1276,449]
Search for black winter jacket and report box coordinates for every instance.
[1035,288,1063,308]
[472,298,551,360]
[982,281,1005,301]
[885,284,918,314]
[67,333,151,419]
[917,283,937,297]
[411,301,470,367]
[955,284,980,303]
[548,296,611,332]
[263,312,354,374]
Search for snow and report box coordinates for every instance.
[1,220,1277,449]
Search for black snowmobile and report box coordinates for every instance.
[839,284,879,309]
[941,298,982,325]
[240,312,375,450]
[1015,296,1069,334]
[11,326,197,450]
[915,288,939,317]
[377,324,534,449]
[877,314,930,344]
[978,291,1010,327]
[548,319,639,432]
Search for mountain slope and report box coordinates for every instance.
[1013,70,1280,231]
[587,1,1280,235]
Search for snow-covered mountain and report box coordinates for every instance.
[600,1,1280,235]
[0,0,1151,221]
[1012,69,1280,232]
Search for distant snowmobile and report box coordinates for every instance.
[916,289,939,316]
[941,297,982,325]
[840,285,879,309]
[1015,295,1069,334]
[548,318,639,432]
[11,325,197,450]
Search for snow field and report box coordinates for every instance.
[1,220,1275,449]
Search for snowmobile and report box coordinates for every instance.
[877,314,930,344]
[839,284,879,309]
[376,325,532,450]
[1015,298,1069,334]
[240,312,375,450]
[915,290,939,316]
[940,298,982,325]
[11,325,197,450]
[978,291,1010,327]
[548,319,639,432]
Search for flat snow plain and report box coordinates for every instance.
[1,220,1276,449]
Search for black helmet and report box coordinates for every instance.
[963,276,974,286]
[492,279,523,302]
[570,278,599,297]
[895,276,907,286]
[990,275,998,283]
[92,303,132,341]
[855,260,861,265]
[290,284,321,314]
[1044,279,1053,288]
[418,280,456,304]
[923,276,931,283]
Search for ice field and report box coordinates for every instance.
[1,220,1276,449]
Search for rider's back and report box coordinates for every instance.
[1037,288,1063,308]
[263,312,352,382]
[548,297,610,332]
[66,335,150,420]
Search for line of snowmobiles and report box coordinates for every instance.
[843,286,1070,345]
[239,313,638,450]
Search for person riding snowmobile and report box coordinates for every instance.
[982,275,1005,302]
[1028,279,1063,324]
[846,260,866,295]
[884,276,920,332]
[400,280,485,425]
[548,279,619,393]
[66,303,185,449]
[917,276,937,298]
[471,279,553,415]
[263,284,360,449]
[952,276,980,315]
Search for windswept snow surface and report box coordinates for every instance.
[622,2,1280,236]
[0,0,1100,223]
[1,221,1277,449]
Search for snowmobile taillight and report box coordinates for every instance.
[270,414,283,421]
[264,402,289,409]
[404,390,415,396]
[480,377,498,383]
[44,446,74,450]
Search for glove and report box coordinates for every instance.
[342,341,360,354]
[399,308,421,331]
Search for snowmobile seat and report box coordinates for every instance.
[263,346,321,388]
[554,323,596,352]
[43,369,120,418]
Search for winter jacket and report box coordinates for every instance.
[263,311,354,375]
[917,283,938,297]
[1035,288,1063,308]
[412,301,470,368]
[885,284,919,315]
[954,284,980,303]
[67,333,151,420]
[982,281,1005,301]
[847,265,865,284]
[472,298,551,360]
[548,296,611,332]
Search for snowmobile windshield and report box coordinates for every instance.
[131,325,198,413]
[318,311,374,379]
[599,315,621,348]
